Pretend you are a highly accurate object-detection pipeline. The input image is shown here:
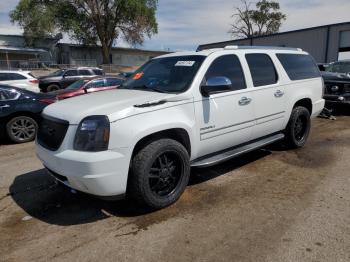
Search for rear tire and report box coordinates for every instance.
[284,106,311,149]
[6,116,38,143]
[47,84,60,92]
[128,139,190,209]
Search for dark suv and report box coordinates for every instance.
[322,60,350,106]
[38,67,104,92]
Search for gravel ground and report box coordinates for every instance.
[0,116,350,262]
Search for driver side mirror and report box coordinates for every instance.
[200,76,232,97]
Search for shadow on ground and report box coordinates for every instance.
[9,149,271,226]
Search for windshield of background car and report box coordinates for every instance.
[325,62,350,74]
[121,56,206,93]
[48,69,64,77]
[65,79,87,91]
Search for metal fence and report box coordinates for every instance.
[0,59,97,71]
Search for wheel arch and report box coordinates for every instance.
[293,98,313,115]
[131,128,192,159]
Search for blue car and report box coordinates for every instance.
[0,85,56,143]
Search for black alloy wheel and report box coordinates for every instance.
[148,151,183,197]
[129,139,190,209]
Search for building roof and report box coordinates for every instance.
[57,43,169,54]
[0,46,48,54]
[198,21,350,49]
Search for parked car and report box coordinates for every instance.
[0,85,56,143]
[36,46,324,209]
[50,77,124,100]
[0,70,40,93]
[317,63,329,71]
[321,60,350,106]
[38,67,104,92]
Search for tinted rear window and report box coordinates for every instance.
[277,54,320,80]
[93,69,103,75]
[245,54,278,87]
[79,70,91,75]
[0,73,27,81]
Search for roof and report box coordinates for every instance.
[157,45,305,59]
[0,46,48,54]
[198,21,350,50]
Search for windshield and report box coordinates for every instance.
[120,55,205,93]
[325,62,350,74]
[48,69,65,77]
[65,79,87,91]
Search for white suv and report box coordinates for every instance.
[36,46,325,209]
[0,71,40,93]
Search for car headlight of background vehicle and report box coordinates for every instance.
[74,115,110,152]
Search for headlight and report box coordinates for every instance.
[74,115,110,152]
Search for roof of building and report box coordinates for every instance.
[198,21,350,49]
[57,43,169,54]
[0,46,48,53]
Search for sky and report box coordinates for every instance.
[1,0,350,51]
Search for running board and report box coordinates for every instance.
[191,133,285,168]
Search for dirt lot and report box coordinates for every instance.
[0,116,350,262]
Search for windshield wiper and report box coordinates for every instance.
[122,85,166,93]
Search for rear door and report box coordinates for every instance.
[244,53,287,139]
[194,54,255,157]
[61,70,80,88]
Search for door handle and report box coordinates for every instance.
[0,104,10,108]
[238,97,252,106]
[274,90,284,97]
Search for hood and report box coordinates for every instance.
[321,71,350,82]
[43,89,192,124]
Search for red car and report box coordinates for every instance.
[51,77,124,100]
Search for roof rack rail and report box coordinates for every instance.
[197,45,302,52]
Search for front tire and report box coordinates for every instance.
[128,139,190,209]
[284,106,311,148]
[6,116,38,143]
[46,84,60,92]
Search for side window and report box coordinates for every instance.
[79,70,91,76]
[9,73,27,80]
[64,70,78,77]
[0,73,10,81]
[205,55,246,91]
[276,54,320,80]
[86,79,106,89]
[0,88,20,101]
[93,69,103,75]
[106,78,123,86]
[246,54,278,87]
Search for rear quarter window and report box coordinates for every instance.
[276,54,320,81]
[93,69,104,75]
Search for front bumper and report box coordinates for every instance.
[324,94,350,105]
[36,142,131,197]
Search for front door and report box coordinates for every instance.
[194,54,255,158]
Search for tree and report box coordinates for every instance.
[11,0,158,64]
[229,0,286,39]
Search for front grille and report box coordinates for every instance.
[37,116,69,151]
[324,82,350,94]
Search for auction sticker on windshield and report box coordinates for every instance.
[175,61,196,67]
